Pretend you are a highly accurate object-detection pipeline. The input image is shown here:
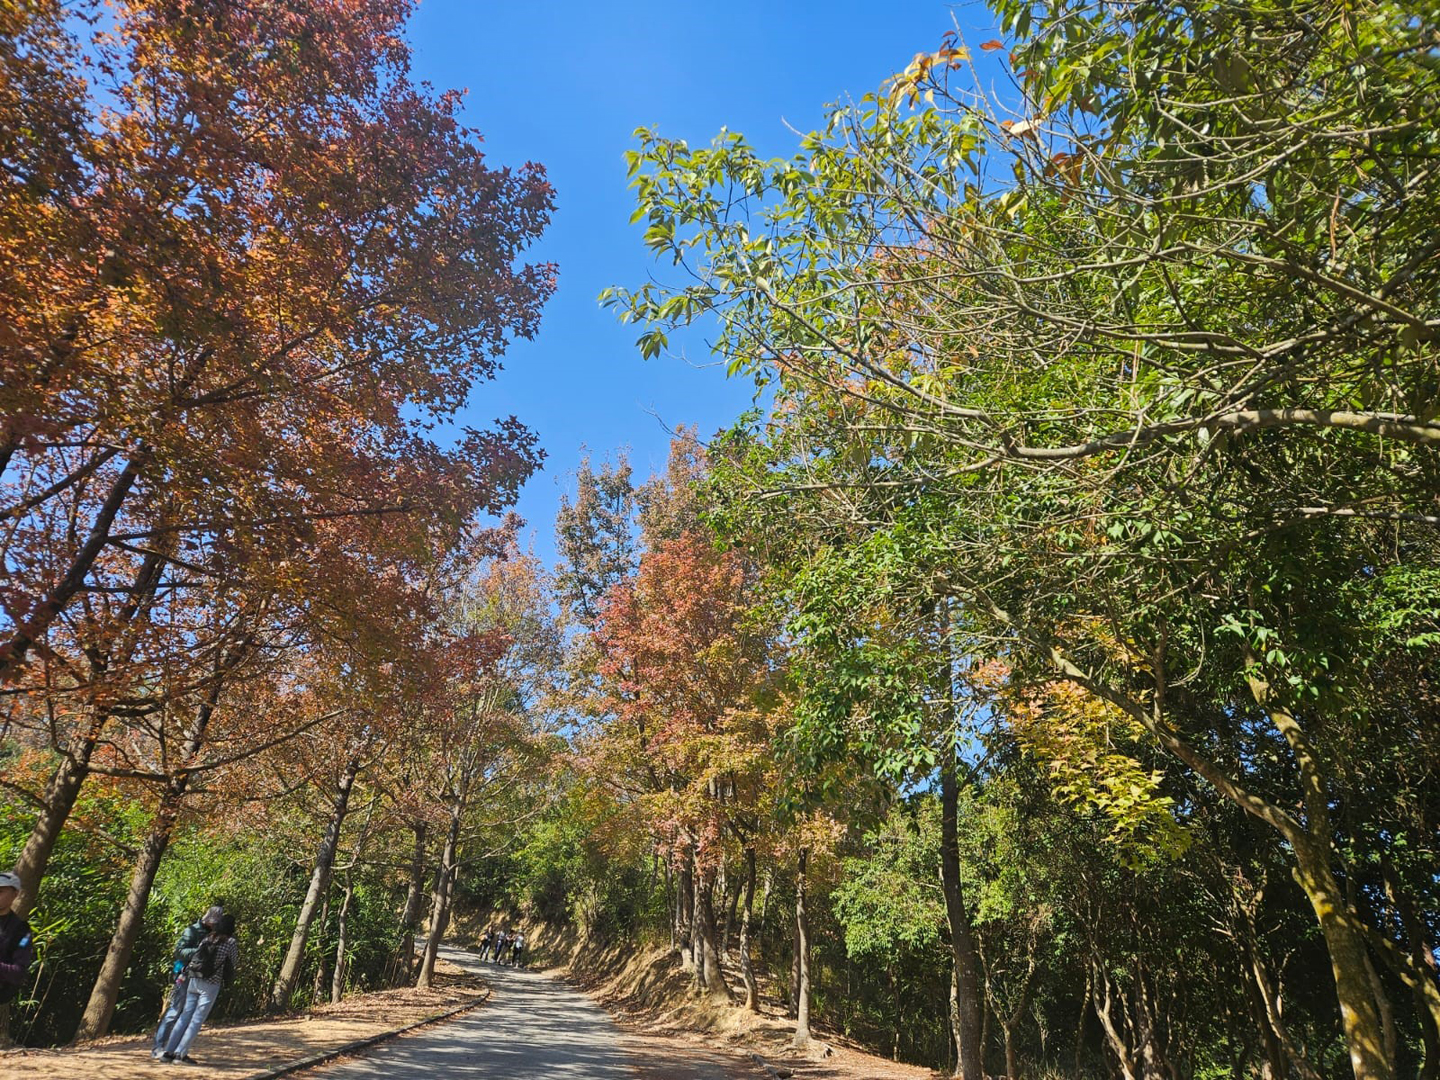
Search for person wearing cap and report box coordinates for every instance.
[162,912,238,1065]
[0,871,36,1048]
[151,905,223,1059]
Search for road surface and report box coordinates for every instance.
[314,944,736,1079]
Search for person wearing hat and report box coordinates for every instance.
[0,871,36,1048]
[151,905,224,1059]
[161,912,237,1065]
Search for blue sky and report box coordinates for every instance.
[405,0,1001,561]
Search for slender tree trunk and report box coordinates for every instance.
[722,864,741,960]
[331,877,354,1004]
[1365,952,1398,1073]
[739,846,758,1012]
[664,858,676,955]
[1075,964,1091,1078]
[679,856,695,970]
[689,856,704,987]
[398,822,428,981]
[1135,962,1165,1080]
[1092,961,1141,1080]
[270,755,361,1010]
[999,959,1039,1079]
[310,891,333,1004]
[73,793,181,1041]
[791,848,812,1049]
[757,867,772,955]
[950,970,962,1074]
[1244,958,1288,1080]
[940,756,984,1080]
[979,996,990,1076]
[417,797,461,988]
[1381,860,1440,1080]
[789,891,802,1020]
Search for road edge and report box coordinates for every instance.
[239,988,491,1080]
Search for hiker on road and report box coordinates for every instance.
[152,905,224,1059]
[161,913,238,1065]
[0,872,36,1049]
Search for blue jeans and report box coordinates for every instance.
[163,976,220,1058]
[152,975,189,1053]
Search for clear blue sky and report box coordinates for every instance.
[405,0,1001,561]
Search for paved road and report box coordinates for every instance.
[314,944,677,1079]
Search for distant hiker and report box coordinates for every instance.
[492,929,508,963]
[0,872,36,1049]
[478,928,493,960]
[162,913,237,1065]
[152,905,224,1059]
[511,932,525,968]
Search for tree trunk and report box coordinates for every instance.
[1075,964,1091,1078]
[14,739,97,918]
[667,865,677,951]
[75,654,220,1042]
[417,796,461,989]
[679,856,695,970]
[792,848,811,1050]
[1134,961,1166,1080]
[690,857,704,987]
[15,550,166,917]
[739,846,759,1012]
[1091,960,1141,1080]
[722,863,741,960]
[757,867,773,946]
[789,890,802,1020]
[331,877,354,1004]
[1004,1025,1017,1080]
[697,866,730,999]
[398,822,428,980]
[1292,838,1394,1080]
[270,755,361,1010]
[74,793,181,1041]
[940,756,984,1080]
[309,890,333,1004]
[1381,859,1440,1080]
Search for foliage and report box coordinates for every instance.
[608,2,1440,1076]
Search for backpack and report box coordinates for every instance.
[189,935,231,984]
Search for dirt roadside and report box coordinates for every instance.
[495,917,939,1080]
[0,959,484,1080]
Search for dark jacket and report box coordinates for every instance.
[0,911,35,1004]
[171,920,208,973]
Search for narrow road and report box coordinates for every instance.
[314,944,734,1079]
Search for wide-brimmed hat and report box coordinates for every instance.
[0,872,21,891]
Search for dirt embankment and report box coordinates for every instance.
[460,912,939,1080]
